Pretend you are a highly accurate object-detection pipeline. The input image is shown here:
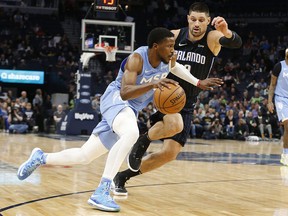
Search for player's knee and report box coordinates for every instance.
[77,151,93,164]
[122,128,140,148]
[173,120,184,134]
[169,119,183,136]
[163,113,183,135]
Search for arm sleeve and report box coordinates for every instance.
[170,62,199,86]
[272,62,281,77]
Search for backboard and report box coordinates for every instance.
[81,19,135,54]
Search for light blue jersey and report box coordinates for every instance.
[274,60,288,122]
[275,60,288,98]
[93,46,169,149]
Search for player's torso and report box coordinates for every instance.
[114,46,169,111]
[168,27,215,108]
[275,60,288,97]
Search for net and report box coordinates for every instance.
[103,46,118,62]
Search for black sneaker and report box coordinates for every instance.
[127,134,151,172]
[111,173,128,196]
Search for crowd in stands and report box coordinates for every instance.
[0,2,287,141]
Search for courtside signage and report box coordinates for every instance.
[0,69,44,84]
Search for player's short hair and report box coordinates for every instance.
[188,2,210,16]
[147,27,174,48]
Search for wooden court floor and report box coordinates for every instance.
[1,133,288,216]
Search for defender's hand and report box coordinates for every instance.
[211,16,231,37]
[198,78,223,90]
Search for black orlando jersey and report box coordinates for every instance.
[167,27,216,109]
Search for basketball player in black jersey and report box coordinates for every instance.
[113,2,242,195]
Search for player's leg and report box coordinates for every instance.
[113,139,182,196]
[113,111,192,196]
[274,96,288,166]
[88,107,139,212]
[17,134,108,180]
[281,119,288,166]
[127,112,183,172]
[139,139,182,172]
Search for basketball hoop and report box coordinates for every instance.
[103,46,118,62]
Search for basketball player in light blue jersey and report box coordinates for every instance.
[16,27,222,212]
[268,48,288,166]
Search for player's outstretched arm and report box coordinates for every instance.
[170,62,223,90]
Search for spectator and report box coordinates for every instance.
[0,100,4,131]
[23,102,36,132]
[190,116,203,138]
[255,110,273,139]
[208,94,220,112]
[1,101,9,132]
[18,91,28,104]
[33,89,44,132]
[250,90,264,104]
[246,111,258,136]
[201,111,214,133]
[53,104,66,131]
[234,118,249,141]
[210,118,223,139]
[32,89,43,107]
[8,104,28,134]
[224,109,237,139]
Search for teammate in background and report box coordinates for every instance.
[113,2,242,195]
[268,48,288,166]
[17,27,222,212]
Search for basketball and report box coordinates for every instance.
[153,84,186,114]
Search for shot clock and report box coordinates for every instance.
[94,0,119,12]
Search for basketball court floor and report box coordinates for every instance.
[1,133,288,216]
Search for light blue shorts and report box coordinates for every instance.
[275,95,288,122]
[92,85,137,149]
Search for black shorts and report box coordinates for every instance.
[149,109,194,147]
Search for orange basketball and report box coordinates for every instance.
[153,84,186,114]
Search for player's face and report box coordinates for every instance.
[156,37,175,64]
[187,11,210,38]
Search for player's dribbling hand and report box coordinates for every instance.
[198,78,223,90]
[153,78,178,91]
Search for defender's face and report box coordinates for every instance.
[187,11,210,38]
[156,37,175,64]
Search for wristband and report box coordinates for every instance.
[219,31,242,48]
